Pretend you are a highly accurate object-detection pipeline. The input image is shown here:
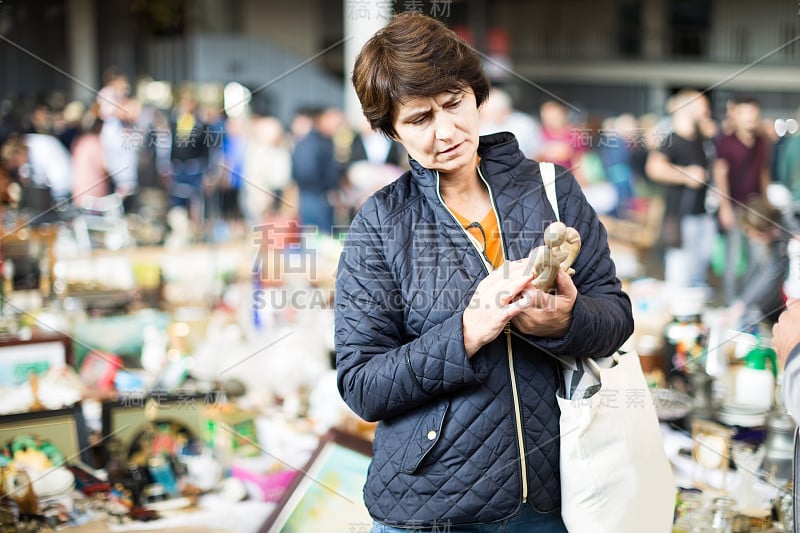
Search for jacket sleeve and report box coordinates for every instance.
[784,344,800,426]
[335,200,489,422]
[530,168,634,358]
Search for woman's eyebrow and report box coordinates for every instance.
[399,107,431,122]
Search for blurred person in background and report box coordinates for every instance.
[71,110,107,207]
[290,107,343,234]
[713,97,772,304]
[599,114,638,217]
[344,116,406,214]
[168,90,209,220]
[632,113,663,196]
[22,131,73,203]
[0,131,71,216]
[241,116,292,227]
[0,135,27,207]
[536,100,585,183]
[26,104,53,135]
[724,197,788,328]
[135,95,171,193]
[479,88,543,159]
[197,103,239,237]
[348,116,406,169]
[290,106,315,145]
[57,101,85,151]
[646,89,716,288]
[221,114,248,218]
[97,68,139,202]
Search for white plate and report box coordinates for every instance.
[718,402,768,427]
[31,467,75,497]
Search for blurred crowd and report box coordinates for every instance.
[0,68,409,245]
[1,70,800,324]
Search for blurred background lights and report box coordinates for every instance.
[142,80,173,109]
[223,82,251,118]
[774,118,787,137]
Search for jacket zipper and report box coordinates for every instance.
[435,167,529,503]
[506,323,528,502]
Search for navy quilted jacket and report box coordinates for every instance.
[335,132,633,527]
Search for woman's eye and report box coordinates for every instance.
[448,100,461,109]
[412,116,428,125]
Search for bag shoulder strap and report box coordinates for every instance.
[539,161,559,222]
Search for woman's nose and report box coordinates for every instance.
[434,114,455,141]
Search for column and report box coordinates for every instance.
[647,83,669,117]
[342,0,392,128]
[66,0,99,103]
[643,0,665,59]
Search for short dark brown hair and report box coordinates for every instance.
[351,12,490,138]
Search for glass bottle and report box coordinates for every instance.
[663,294,707,393]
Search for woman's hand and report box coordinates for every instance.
[773,300,800,369]
[462,259,535,357]
[511,270,577,338]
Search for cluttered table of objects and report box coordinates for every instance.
[629,278,795,533]
[0,236,381,532]
[0,229,795,532]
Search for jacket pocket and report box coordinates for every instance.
[400,398,450,474]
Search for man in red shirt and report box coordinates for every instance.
[713,97,772,304]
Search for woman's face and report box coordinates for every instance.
[392,87,480,178]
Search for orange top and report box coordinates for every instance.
[451,208,504,269]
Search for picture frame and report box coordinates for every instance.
[101,391,213,462]
[0,403,92,466]
[260,428,374,533]
[0,333,72,386]
[691,418,734,488]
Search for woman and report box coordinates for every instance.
[335,12,633,532]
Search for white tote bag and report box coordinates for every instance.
[556,352,676,533]
[539,162,676,533]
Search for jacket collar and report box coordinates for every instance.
[408,132,525,190]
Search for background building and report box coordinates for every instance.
[0,0,797,124]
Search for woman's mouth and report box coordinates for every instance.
[440,142,462,155]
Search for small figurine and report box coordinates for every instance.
[529,221,581,292]
[8,470,38,515]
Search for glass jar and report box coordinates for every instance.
[673,492,708,532]
[709,496,737,533]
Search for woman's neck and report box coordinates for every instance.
[439,164,492,221]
